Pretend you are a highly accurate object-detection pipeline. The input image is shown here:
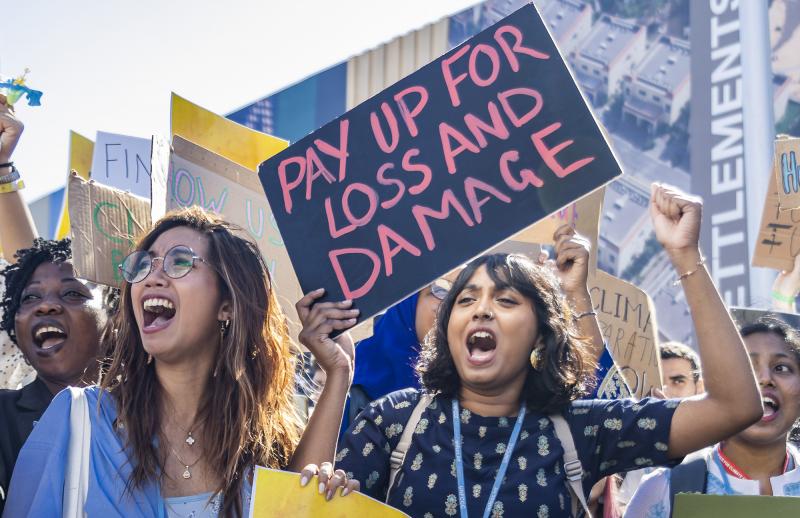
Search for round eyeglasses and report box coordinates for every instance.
[430,278,452,300]
[119,245,208,284]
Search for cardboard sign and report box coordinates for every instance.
[55,131,95,240]
[589,270,661,398]
[511,186,605,272]
[774,135,800,210]
[148,136,303,328]
[171,93,288,171]
[752,161,800,271]
[90,131,152,198]
[673,494,800,518]
[258,4,622,325]
[68,175,151,287]
[248,467,409,518]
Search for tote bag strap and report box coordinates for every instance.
[63,387,91,518]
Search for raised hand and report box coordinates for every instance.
[296,289,357,381]
[649,183,702,255]
[0,93,24,164]
[552,224,591,298]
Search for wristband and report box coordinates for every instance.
[771,290,797,304]
[573,310,597,320]
[0,161,13,168]
[0,179,24,194]
[0,167,20,184]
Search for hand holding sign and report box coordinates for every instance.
[0,93,23,163]
[296,289,357,379]
[650,183,702,256]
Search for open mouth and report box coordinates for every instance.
[466,329,497,366]
[142,297,176,332]
[32,323,68,350]
[762,395,780,422]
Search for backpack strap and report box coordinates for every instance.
[385,393,434,503]
[668,450,709,516]
[550,413,592,518]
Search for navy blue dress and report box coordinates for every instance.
[336,389,681,517]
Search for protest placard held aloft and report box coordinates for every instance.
[258,4,623,323]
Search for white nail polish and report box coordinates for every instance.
[319,482,325,494]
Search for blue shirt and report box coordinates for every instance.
[3,386,248,517]
[337,388,682,517]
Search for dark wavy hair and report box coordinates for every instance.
[0,238,72,344]
[101,207,301,518]
[416,253,597,414]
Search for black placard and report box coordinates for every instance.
[258,3,622,324]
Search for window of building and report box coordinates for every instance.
[639,89,646,96]
[594,69,600,76]
[652,95,660,102]
[582,64,588,71]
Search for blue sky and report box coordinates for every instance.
[3,0,478,201]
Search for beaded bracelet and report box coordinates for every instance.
[673,259,706,286]
[0,167,20,184]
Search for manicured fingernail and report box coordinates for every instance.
[326,489,333,501]
[319,482,326,494]
[342,487,351,496]
[348,318,357,323]
[315,288,325,293]
[300,475,309,487]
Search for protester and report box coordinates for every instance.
[616,341,707,510]
[659,342,704,399]
[625,316,800,516]
[4,208,356,517]
[0,92,38,390]
[0,238,109,514]
[301,184,763,516]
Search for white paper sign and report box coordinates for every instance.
[90,131,152,198]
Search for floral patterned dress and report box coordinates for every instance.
[336,389,681,517]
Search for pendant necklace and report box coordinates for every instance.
[170,445,202,480]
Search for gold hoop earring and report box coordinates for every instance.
[530,348,543,370]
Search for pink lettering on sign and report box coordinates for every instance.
[498,88,543,128]
[376,163,404,209]
[278,156,305,214]
[493,25,550,72]
[378,224,422,276]
[499,150,544,191]
[439,123,481,174]
[531,123,595,178]
[314,119,350,182]
[412,190,475,251]
[394,86,429,138]
[371,102,400,154]
[464,176,512,224]
[329,248,381,299]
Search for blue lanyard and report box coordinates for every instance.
[452,399,526,518]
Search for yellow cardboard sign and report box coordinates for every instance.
[248,467,409,517]
[55,131,94,239]
[170,93,288,171]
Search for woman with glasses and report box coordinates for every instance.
[4,208,357,517]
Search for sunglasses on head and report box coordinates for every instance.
[119,245,208,284]
[430,278,452,300]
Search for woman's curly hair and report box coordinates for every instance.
[0,238,72,344]
[416,253,597,414]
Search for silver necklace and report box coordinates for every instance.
[170,444,202,480]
